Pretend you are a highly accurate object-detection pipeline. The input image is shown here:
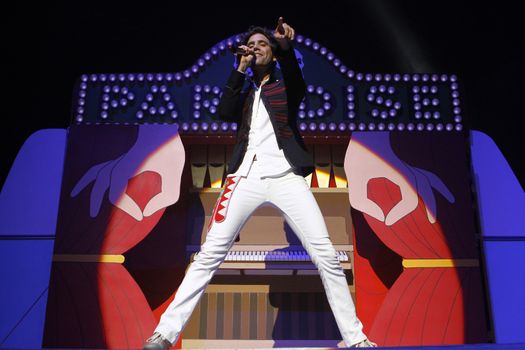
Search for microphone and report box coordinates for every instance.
[228,45,252,56]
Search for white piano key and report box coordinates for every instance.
[341,251,348,261]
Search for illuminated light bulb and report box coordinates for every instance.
[299,122,307,131]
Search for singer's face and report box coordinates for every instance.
[247,33,275,67]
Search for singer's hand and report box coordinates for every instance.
[274,17,294,50]
[236,45,255,73]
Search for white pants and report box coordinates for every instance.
[155,159,366,347]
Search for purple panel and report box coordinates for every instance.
[470,131,525,237]
[0,239,54,348]
[483,241,525,344]
[0,129,67,237]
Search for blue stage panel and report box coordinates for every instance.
[0,239,54,348]
[470,131,525,238]
[483,240,525,344]
[0,129,66,237]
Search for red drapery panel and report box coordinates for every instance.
[349,133,489,347]
[44,125,185,349]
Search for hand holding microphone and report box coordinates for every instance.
[231,44,255,73]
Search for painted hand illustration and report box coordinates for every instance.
[71,124,185,221]
[344,132,455,226]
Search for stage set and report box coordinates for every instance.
[1,31,524,350]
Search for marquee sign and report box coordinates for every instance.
[72,33,464,133]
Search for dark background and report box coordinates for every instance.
[4,0,524,189]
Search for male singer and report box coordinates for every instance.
[143,17,376,348]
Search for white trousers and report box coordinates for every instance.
[155,159,366,347]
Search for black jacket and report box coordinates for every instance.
[216,45,315,177]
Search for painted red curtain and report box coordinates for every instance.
[44,125,186,349]
[350,133,489,346]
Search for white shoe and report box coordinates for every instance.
[351,338,377,347]
[142,332,172,350]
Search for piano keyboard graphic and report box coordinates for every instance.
[189,248,353,275]
[195,250,350,262]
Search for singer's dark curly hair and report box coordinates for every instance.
[240,26,281,58]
